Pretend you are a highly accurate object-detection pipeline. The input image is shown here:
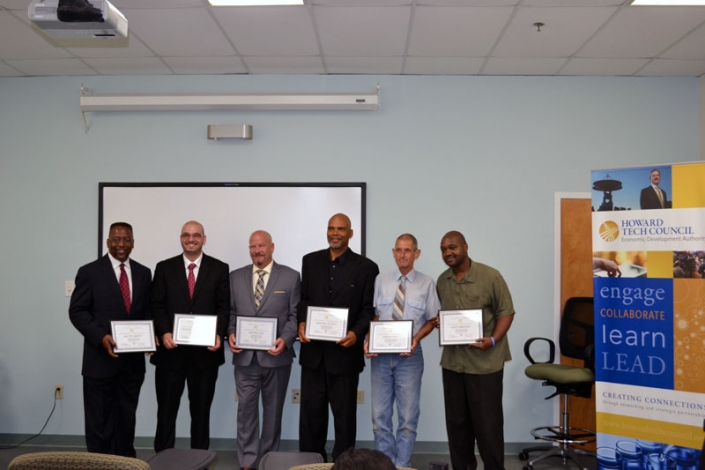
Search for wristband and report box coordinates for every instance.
[490,336,496,347]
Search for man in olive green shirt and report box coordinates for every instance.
[436,231,515,470]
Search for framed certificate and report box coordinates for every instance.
[111,320,156,353]
[368,320,413,354]
[236,316,278,350]
[305,306,348,342]
[439,309,483,346]
[173,313,218,347]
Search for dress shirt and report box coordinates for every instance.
[251,261,273,293]
[373,269,440,338]
[436,259,515,375]
[108,253,132,299]
[183,254,203,281]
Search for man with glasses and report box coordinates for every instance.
[151,220,230,452]
[69,222,152,457]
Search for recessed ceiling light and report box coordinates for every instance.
[631,0,705,5]
[208,0,303,5]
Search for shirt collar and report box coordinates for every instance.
[252,261,274,275]
[331,248,351,265]
[108,253,129,268]
[397,269,416,282]
[183,254,203,268]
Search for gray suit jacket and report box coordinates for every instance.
[228,261,301,368]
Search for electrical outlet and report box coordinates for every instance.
[234,390,239,402]
[291,388,301,403]
[54,384,64,399]
[357,389,364,404]
[65,281,75,297]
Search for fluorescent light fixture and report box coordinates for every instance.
[631,0,705,5]
[208,0,303,5]
[79,92,379,112]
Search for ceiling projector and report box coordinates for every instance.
[28,0,128,39]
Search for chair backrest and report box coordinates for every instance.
[258,451,324,470]
[8,451,151,470]
[288,464,332,470]
[558,296,594,362]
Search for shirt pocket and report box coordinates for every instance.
[405,298,427,316]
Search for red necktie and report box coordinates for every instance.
[119,263,131,314]
[188,263,196,299]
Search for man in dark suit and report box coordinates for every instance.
[227,230,301,470]
[150,220,230,452]
[640,169,669,210]
[69,222,152,457]
[297,213,379,461]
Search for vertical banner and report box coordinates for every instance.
[591,163,705,470]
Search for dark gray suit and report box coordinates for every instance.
[228,261,301,468]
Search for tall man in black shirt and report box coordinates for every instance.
[297,213,379,461]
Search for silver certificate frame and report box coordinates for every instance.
[305,306,348,342]
[368,320,413,354]
[236,316,278,350]
[111,320,156,353]
[439,309,484,346]
[173,313,218,347]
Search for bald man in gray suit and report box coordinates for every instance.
[228,230,301,470]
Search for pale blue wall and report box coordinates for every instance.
[0,74,699,447]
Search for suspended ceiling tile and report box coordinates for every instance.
[559,57,649,75]
[660,22,705,60]
[315,6,410,56]
[65,36,154,59]
[83,57,174,75]
[482,57,566,75]
[408,6,513,57]
[162,56,248,75]
[0,11,73,60]
[493,7,618,58]
[635,58,705,76]
[215,6,319,56]
[6,58,98,76]
[404,56,484,74]
[0,61,24,76]
[326,56,403,74]
[125,8,235,57]
[243,56,325,74]
[579,6,705,58]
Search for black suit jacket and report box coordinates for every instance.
[297,248,378,375]
[150,253,230,369]
[69,255,152,379]
[640,186,669,210]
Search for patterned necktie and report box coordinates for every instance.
[187,263,196,299]
[393,275,406,320]
[254,270,266,309]
[119,263,131,314]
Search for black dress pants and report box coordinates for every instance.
[83,368,144,457]
[153,362,219,452]
[299,364,359,462]
[442,367,505,470]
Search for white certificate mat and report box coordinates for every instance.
[236,316,278,350]
[305,307,348,342]
[111,320,156,353]
[368,320,412,354]
[173,314,217,347]
[439,309,483,346]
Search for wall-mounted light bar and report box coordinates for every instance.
[79,91,380,112]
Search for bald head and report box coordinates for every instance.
[327,213,353,254]
[249,230,275,268]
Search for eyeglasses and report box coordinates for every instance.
[109,237,134,245]
[181,233,203,240]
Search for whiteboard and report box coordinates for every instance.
[99,183,365,274]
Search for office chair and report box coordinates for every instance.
[258,451,324,470]
[519,296,596,470]
[146,448,216,470]
[7,451,150,470]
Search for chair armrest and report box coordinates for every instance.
[584,344,595,371]
[524,337,555,364]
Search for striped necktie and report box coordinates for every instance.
[392,275,406,320]
[254,270,266,309]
